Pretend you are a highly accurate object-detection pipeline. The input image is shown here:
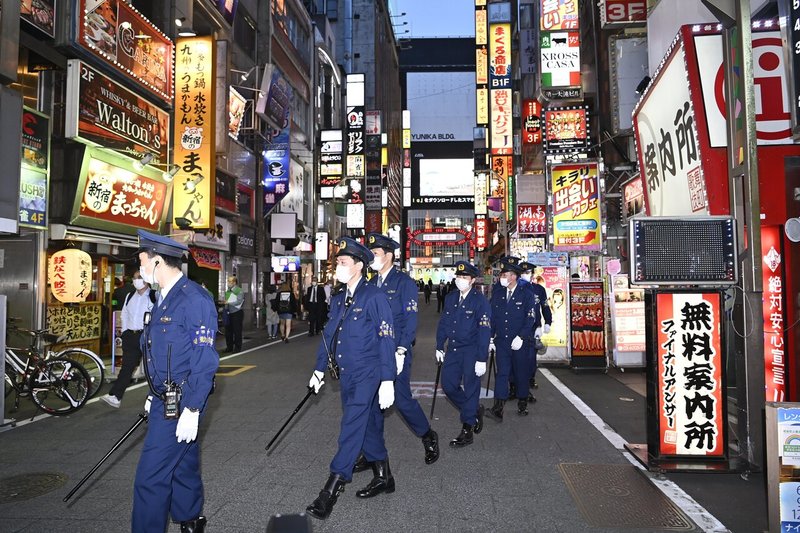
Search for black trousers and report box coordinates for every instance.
[109,330,143,400]
[226,309,244,351]
[307,305,327,334]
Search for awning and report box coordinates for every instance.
[189,246,222,270]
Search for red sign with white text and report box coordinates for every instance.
[523,99,542,145]
[600,0,646,27]
[761,226,786,402]
[475,215,488,250]
[655,292,724,457]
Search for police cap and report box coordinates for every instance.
[454,261,480,278]
[499,256,523,275]
[336,237,374,265]
[366,233,400,253]
[519,261,535,273]
[137,229,188,259]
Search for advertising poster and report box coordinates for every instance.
[263,124,291,215]
[551,162,602,252]
[523,99,543,145]
[228,87,247,140]
[20,107,49,229]
[762,226,786,402]
[537,262,569,350]
[21,0,56,37]
[540,0,579,31]
[612,289,646,352]
[76,0,174,102]
[622,174,645,220]
[778,407,800,532]
[569,281,605,357]
[655,292,725,457]
[544,106,589,153]
[19,168,47,229]
[173,36,215,229]
[540,31,580,88]
[21,107,50,171]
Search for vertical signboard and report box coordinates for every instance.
[489,22,512,155]
[522,99,543,145]
[346,106,366,203]
[784,0,800,138]
[653,292,725,458]
[540,31,581,90]
[569,281,605,359]
[19,107,50,229]
[474,171,488,215]
[551,162,602,252]
[517,204,547,235]
[489,155,513,217]
[540,0,580,31]
[173,36,215,229]
[474,214,488,251]
[475,1,489,128]
[762,226,786,402]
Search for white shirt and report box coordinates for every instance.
[121,290,154,331]
[159,272,184,304]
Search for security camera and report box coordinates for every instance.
[175,217,193,230]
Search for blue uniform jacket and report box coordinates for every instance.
[315,277,396,381]
[143,275,219,410]
[436,288,492,362]
[490,282,536,342]
[368,267,417,351]
[517,279,552,327]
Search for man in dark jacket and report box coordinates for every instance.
[304,278,328,336]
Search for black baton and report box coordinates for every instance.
[64,412,148,502]
[429,362,442,419]
[266,388,315,451]
[485,348,495,398]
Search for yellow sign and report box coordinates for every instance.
[475,7,487,45]
[402,129,411,149]
[476,88,489,126]
[476,46,488,85]
[47,304,102,341]
[551,162,602,251]
[173,36,216,230]
[48,249,92,303]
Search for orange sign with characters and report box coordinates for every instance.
[48,249,92,303]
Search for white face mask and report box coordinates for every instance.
[133,278,146,290]
[139,260,157,285]
[521,273,532,282]
[335,264,355,284]
[370,258,384,272]
[455,278,471,292]
[499,277,510,288]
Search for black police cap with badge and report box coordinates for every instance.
[498,256,523,275]
[137,229,189,258]
[519,262,536,273]
[366,233,400,253]
[336,237,374,265]
[453,260,480,278]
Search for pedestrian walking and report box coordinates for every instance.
[519,262,552,394]
[265,286,280,339]
[435,261,491,447]
[101,271,155,408]
[133,230,219,533]
[272,282,299,342]
[436,281,446,313]
[359,233,439,466]
[304,278,327,336]
[486,256,536,419]
[306,237,396,520]
[223,275,245,353]
[424,281,432,304]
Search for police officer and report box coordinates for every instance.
[306,237,396,520]
[486,256,536,419]
[519,262,552,394]
[133,230,219,533]
[361,233,439,465]
[435,261,491,447]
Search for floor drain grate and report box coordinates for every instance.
[558,463,696,530]
[0,472,68,503]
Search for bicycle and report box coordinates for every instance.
[4,341,92,416]
[8,323,106,398]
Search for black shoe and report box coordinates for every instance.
[530,377,538,389]
[284,337,289,343]
[355,460,395,498]
[234,345,241,353]
[528,393,536,403]
[353,452,371,473]
[449,423,474,447]
[180,516,207,533]
[473,405,485,434]
[307,473,347,520]
[421,429,440,464]
[486,399,505,421]
[518,400,529,416]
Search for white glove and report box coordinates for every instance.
[543,324,551,334]
[144,395,152,414]
[308,370,325,394]
[489,339,496,352]
[511,336,524,351]
[535,327,543,338]
[475,361,486,377]
[378,381,395,409]
[395,348,406,375]
[175,408,200,443]
[435,349,445,363]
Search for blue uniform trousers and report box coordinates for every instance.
[494,341,530,401]
[132,398,204,533]
[527,342,538,382]
[393,349,430,437]
[441,348,481,425]
[331,368,388,481]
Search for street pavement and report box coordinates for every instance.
[0,297,766,532]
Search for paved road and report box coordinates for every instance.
[0,300,727,532]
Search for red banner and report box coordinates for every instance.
[522,99,542,145]
[761,226,786,402]
[475,215,488,251]
[655,292,724,457]
[190,247,221,270]
[517,204,547,235]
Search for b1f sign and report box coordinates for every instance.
[600,0,646,28]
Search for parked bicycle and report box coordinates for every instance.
[4,338,92,416]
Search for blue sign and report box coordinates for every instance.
[262,125,291,216]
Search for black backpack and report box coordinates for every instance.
[277,293,292,313]
[124,288,157,308]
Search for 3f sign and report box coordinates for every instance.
[605,1,645,22]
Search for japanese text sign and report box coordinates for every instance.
[655,292,724,457]
[47,303,101,340]
[489,23,511,89]
[77,0,173,103]
[263,124,291,215]
[19,168,47,229]
[48,249,92,304]
[540,0,579,31]
[490,89,513,155]
[551,163,601,251]
[540,32,581,88]
[600,0,646,28]
[173,36,216,229]
[523,99,543,145]
[762,226,786,402]
[569,281,605,357]
[517,204,547,235]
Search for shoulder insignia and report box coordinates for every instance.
[379,320,394,338]
[406,300,418,312]
[480,314,491,328]
[192,325,216,347]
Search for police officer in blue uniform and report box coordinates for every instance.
[486,256,536,419]
[519,262,552,394]
[360,233,439,465]
[133,230,219,533]
[435,261,491,446]
[306,237,397,520]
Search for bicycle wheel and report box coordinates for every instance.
[55,349,105,398]
[29,358,91,415]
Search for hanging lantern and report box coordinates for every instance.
[48,249,92,303]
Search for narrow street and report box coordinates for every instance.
[0,300,765,532]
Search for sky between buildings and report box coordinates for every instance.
[391,0,475,38]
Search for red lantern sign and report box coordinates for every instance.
[48,249,92,303]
